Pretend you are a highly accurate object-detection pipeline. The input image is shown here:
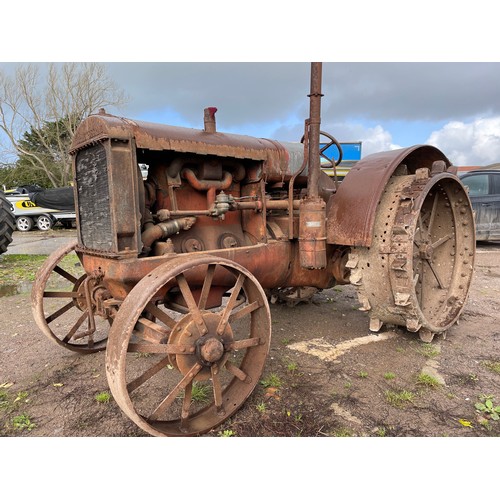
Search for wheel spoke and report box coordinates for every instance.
[136,317,170,343]
[180,382,193,428]
[427,192,439,235]
[211,364,223,411]
[127,342,191,354]
[62,310,88,342]
[227,337,261,351]
[198,264,216,310]
[431,234,452,250]
[149,362,203,421]
[229,300,261,322]
[127,356,171,393]
[45,301,75,324]
[225,361,249,381]
[176,273,207,335]
[425,259,446,289]
[43,291,81,298]
[53,265,79,284]
[144,302,177,329]
[217,273,245,335]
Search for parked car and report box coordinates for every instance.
[6,186,76,232]
[459,169,500,241]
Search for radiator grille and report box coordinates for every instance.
[75,144,113,251]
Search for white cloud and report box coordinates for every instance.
[427,117,500,166]
[328,122,401,157]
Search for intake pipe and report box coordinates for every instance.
[141,217,196,254]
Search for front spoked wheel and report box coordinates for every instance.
[106,254,271,437]
[31,240,112,353]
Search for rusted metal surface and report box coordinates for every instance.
[347,170,475,342]
[307,62,323,199]
[33,62,477,437]
[31,240,112,353]
[105,254,271,436]
[326,145,452,247]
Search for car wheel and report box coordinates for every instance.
[16,216,34,232]
[36,214,54,231]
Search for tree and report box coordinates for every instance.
[0,63,127,188]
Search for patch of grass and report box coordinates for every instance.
[218,429,235,437]
[95,391,111,403]
[0,254,47,285]
[0,253,80,286]
[12,413,36,431]
[384,372,396,380]
[281,338,291,346]
[358,371,368,378]
[483,360,500,375]
[191,382,210,403]
[385,390,415,408]
[260,373,282,389]
[418,344,440,358]
[0,389,9,409]
[287,362,298,374]
[331,428,355,437]
[417,373,441,388]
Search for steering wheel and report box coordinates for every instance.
[301,130,343,167]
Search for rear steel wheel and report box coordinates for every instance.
[106,254,271,437]
[32,240,112,353]
[348,169,475,342]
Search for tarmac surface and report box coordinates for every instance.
[4,228,77,255]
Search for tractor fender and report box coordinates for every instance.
[326,145,452,247]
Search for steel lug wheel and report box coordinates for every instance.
[348,170,475,341]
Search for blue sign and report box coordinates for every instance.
[321,142,362,162]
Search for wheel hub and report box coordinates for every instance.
[418,241,433,260]
[169,311,233,379]
[197,337,225,365]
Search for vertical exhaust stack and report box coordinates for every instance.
[299,62,327,270]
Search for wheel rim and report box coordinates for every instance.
[106,254,271,437]
[31,240,111,353]
[37,216,52,230]
[349,171,475,341]
[17,217,32,231]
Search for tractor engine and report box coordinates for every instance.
[70,107,342,299]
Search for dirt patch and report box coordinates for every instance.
[1,241,500,438]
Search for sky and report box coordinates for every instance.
[2,61,500,167]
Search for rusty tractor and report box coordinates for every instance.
[31,63,475,436]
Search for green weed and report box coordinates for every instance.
[95,391,111,403]
[260,373,282,388]
[287,362,298,374]
[12,413,35,431]
[384,372,396,380]
[358,371,368,378]
[418,344,439,358]
[385,390,415,407]
[218,429,235,437]
[475,395,500,421]
[191,382,210,403]
[256,402,266,414]
[483,360,500,375]
[416,373,441,388]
